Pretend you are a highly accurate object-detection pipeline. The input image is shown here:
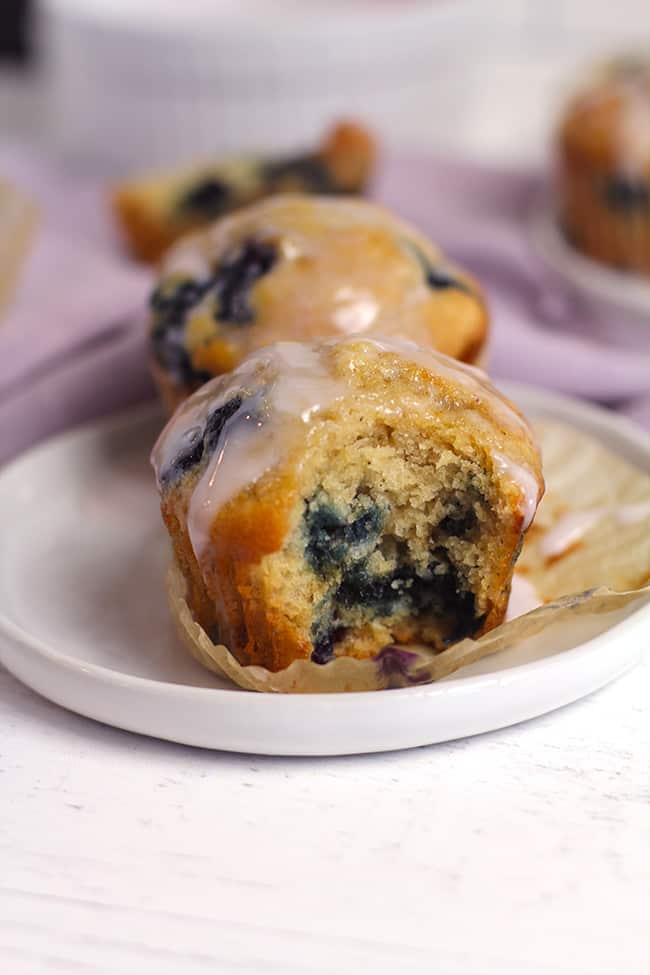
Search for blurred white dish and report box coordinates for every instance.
[39,0,471,171]
[0,386,647,756]
[531,206,650,328]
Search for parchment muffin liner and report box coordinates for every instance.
[166,418,650,693]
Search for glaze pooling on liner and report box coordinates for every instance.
[152,336,541,564]
[540,502,650,561]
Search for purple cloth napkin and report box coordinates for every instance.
[1,148,649,467]
[0,147,155,463]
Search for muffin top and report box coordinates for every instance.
[152,336,542,562]
[149,194,489,394]
[559,56,650,173]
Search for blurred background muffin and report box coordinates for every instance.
[556,56,650,275]
[113,121,376,263]
[148,195,489,411]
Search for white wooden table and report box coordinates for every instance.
[2,651,649,974]
[2,3,650,971]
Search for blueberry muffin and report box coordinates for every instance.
[148,194,489,412]
[113,121,376,263]
[557,56,650,274]
[152,336,543,673]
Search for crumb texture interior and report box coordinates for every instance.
[260,419,513,663]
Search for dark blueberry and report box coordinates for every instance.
[149,277,213,386]
[263,153,336,194]
[446,589,484,641]
[603,176,650,213]
[176,176,230,219]
[405,239,470,294]
[161,425,204,487]
[374,645,430,686]
[304,495,385,577]
[310,624,347,665]
[334,547,482,639]
[425,267,465,290]
[203,395,244,455]
[425,548,485,641]
[150,279,208,315]
[160,395,250,487]
[213,239,277,325]
[439,505,478,537]
[336,563,402,614]
[149,279,210,336]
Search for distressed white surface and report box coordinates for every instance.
[1,650,649,975]
[2,4,650,971]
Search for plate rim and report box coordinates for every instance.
[530,205,650,320]
[0,384,648,710]
[0,577,646,706]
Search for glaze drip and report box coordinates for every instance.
[152,336,542,564]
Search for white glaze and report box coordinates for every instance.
[151,346,275,485]
[187,345,345,557]
[332,287,379,334]
[162,238,212,280]
[493,452,541,531]
[152,336,542,564]
[540,501,650,561]
[505,574,543,621]
[163,195,433,279]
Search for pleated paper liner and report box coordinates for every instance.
[167,418,650,693]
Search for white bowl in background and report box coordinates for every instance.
[38,0,471,173]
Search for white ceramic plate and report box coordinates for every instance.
[531,206,650,323]
[0,386,648,756]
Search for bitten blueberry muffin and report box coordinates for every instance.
[152,337,543,673]
[147,194,489,412]
[113,121,376,263]
[557,56,650,274]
